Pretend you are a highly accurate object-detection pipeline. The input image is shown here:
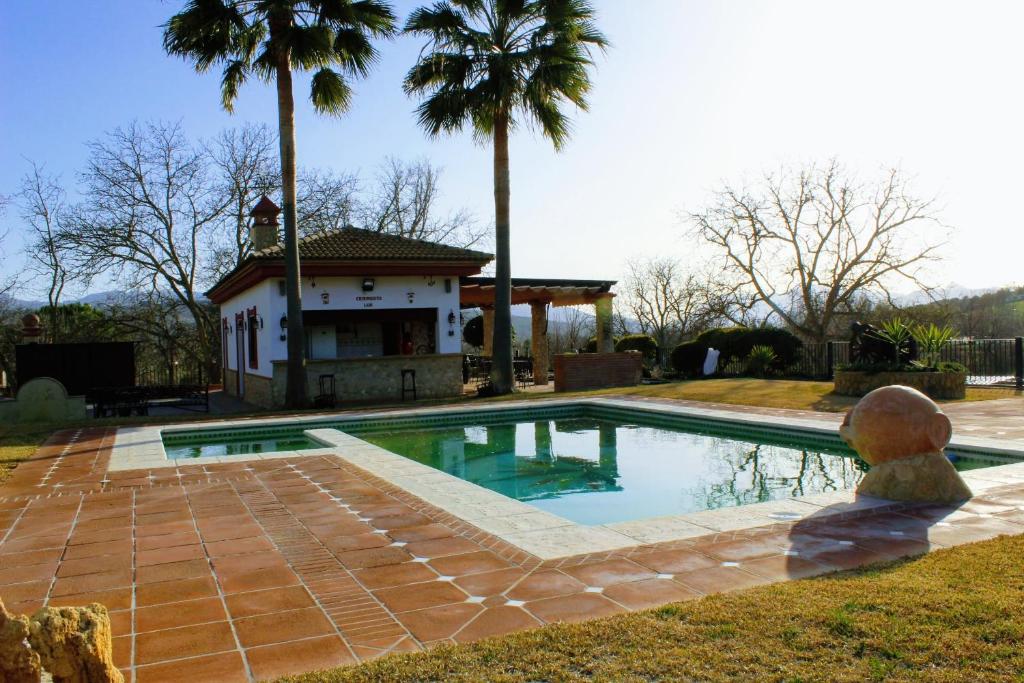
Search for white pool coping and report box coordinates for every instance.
[109,397,1024,560]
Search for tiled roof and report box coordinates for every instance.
[251,227,493,263]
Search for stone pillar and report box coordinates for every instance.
[534,420,552,462]
[482,307,495,357]
[530,302,549,385]
[598,422,619,476]
[595,295,614,354]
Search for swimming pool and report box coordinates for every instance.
[161,404,1005,526]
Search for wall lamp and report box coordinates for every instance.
[279,315,288,341]
[362,277,375,292]
[447,309,457,336]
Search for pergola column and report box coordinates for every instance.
[482,307,495,357]
[595,294,615,354]
[530,302,549,385]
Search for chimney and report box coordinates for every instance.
[249,195,281,252]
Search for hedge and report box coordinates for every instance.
[615,334,658,360]
[671,327,803,375]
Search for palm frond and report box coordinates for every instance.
[310,67,353,115]
[164,0,396,113]
[403,0,605,146]
[220,59,249,111]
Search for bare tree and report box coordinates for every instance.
[550,305,594,355]
[206,124,361,278]
[691,161,943,342]
[360,158,488,248]
[0,196,17,300]
[59,121,229,372]
[17,163,75,340]
[207,124,278,277]
[619,257,713,364]
[296,168,360,237]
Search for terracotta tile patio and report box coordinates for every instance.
[1,398,1023,681]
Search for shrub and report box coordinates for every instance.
[912,323,956,369]
[869,317,916,364]
[671,340,709,376]
[695,326,803,367]
[615,334,658,362]
[745,345,778,377]
[584,335,620,353]
[462,315,484,348]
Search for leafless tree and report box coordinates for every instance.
[17,163,75,340]
[206,124,362,278]
[296,168,360,237]
[550,305,594,354]
[359,158,488,249]
[0,196,16,300]
[58,121,228,372]
[619,257,714,364]
[691,161,943,342]
[207,124,278,277]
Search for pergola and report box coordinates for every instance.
[460,277,617,385]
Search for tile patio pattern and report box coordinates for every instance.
[1,398,1024,682]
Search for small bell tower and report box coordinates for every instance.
[250,195,281,252]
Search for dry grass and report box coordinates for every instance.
[0,423,54,481]
[281,535,1024,683]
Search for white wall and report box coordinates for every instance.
[219,273,464,377]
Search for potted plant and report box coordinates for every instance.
[834,319,967,399]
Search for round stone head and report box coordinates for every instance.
[839,385,952,465]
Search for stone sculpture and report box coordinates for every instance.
[0,598,41,683]
[839,385,972,503]
[28,604,122,683]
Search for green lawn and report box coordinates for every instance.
[488,378,1016,413]
[282,535,1024,683]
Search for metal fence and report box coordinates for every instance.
[705,337,1023,388]
[940,338,1023,387]
[136,363,208,387]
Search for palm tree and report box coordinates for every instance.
[164,0,396,408]
[404,0,607,395]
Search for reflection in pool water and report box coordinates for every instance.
[352,418,872,525]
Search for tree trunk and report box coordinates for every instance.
[491,113,514,394]
[273,19,307,408]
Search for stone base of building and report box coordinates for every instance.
[242,373,274,408]
[553,352,643,392]
[224,369,238,398]
[834,370,967,400]
[269,354,463,408]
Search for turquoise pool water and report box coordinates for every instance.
[161,406,1006,525]
[163,434,316,458]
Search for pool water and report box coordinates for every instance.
[163,434,316,459]
[161,408,1002,526]
[354,418,868,525]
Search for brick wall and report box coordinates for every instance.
[553,352,643,392]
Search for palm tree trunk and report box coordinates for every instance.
[491,112,514,394]
[273,24,307,408]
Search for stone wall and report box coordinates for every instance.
[553,352,643,393]
[0,377,87,423]
[834,370,967,400]
[270,354,463,407]
[223,369,238,397]
[242,373,274,408]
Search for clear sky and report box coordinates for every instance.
[2,0,1022,300]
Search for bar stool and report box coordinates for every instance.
[401,368,417,401]
[314,374,336,408]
